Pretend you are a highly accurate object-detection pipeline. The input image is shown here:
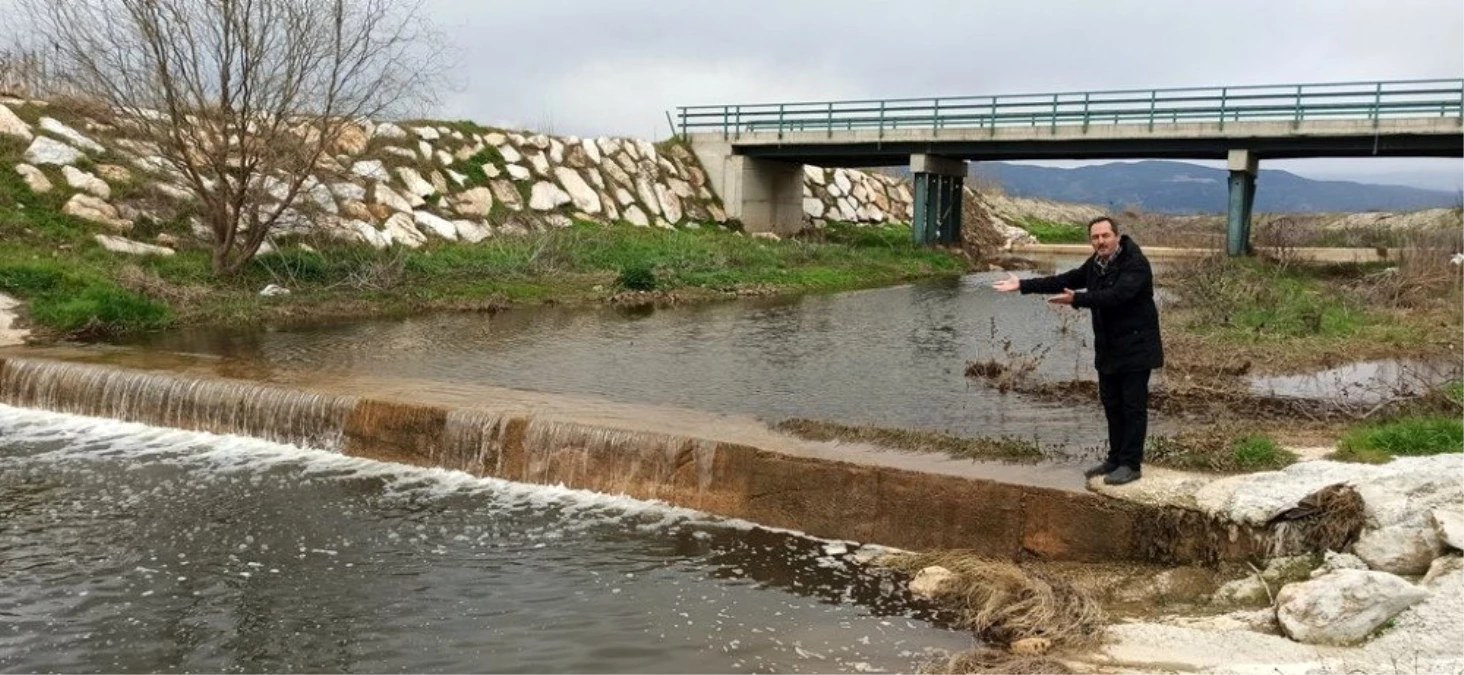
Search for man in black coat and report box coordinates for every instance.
[993,217,1163,485]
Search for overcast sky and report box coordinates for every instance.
[5,0,1462,186]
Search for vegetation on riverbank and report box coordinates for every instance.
[0,157,965,340]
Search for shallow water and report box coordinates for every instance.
[0,405,974,674]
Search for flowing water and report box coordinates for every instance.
[0,405,973,674]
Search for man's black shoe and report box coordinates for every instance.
[1103,466,1142,485]
[1083,462,1117,479]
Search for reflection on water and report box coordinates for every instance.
[0,406,973,674]
[1250,359,1461,403]
[129,273,1117,451]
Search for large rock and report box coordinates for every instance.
[39,117,105,153]
[382,212,425,248]
[490,179,523,212]
[527,151,551,177]
[412,210,457,240]
[655,183,682,224]
[374,184,415,213]
[453,187,494,217]
[453,219,491,244]
[553,168,600,215]
[373,122,407,139]
[63,193,131,232]
[505,164,531,182]
[1431,509,1463,551]
[63,166,110,199]
[15,164,51,193]
[623,204,649,227]
[330,182,367,203]
[634,174,661,216]
[1275,569,1428,645]
[24,136,84,165]
[331,123,370,155]
[0,103,32,140]
[528,181,571,211]
[395,167,436,198]
[581,138,602,165]
[802,198,826,219]
[348,220,391,249]
[94,234,174,257]
[351,160,391,182]
[497,143,522,163]
[1354,525,1445,575]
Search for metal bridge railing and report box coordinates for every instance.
[673,79,1464,141]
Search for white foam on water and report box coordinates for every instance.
[0,404,857,548]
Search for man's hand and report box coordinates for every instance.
[992,272,1020,293]
[1047,289,1076,306]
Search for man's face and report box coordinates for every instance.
[1090,221,1119,257]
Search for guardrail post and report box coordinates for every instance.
[1219,87,1227,131]
[878,100,886,140]
[1372,82,1383,128]
[933,98,941,136]
[826,102,833,139]
[1292,84,1304,129]
[777,104,785,141]
[734,106,743,140]
[721,106,729,141]
[1082,92,1090,132]
[1050,93,1059,134]
[989,96,998,137]
[1148,90,1156,131]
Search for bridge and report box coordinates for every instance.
[675,79,1464,252]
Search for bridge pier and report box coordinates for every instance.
[1226,149,1258,256]
[911,154,968,246]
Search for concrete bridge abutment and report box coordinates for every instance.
[689,140,804,235]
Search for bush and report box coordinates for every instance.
[28,283,172,335]
[616,263,658,291]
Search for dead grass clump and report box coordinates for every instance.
[880,551,1107,651]
[114,263,209,306]
[1269,483,1367,554]
[920,647,1073,675]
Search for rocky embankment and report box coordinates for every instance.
[1,97,1022,258]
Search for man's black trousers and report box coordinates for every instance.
[1097,369,1152,470]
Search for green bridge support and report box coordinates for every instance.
[1226,149,1258,256]
[911,154,967,246]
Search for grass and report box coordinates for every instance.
[1,163,967,338]
[1332,416,1464,464]
[772,418,1046,463]
[1016,217,1087,244]
[1146,427,1297,473]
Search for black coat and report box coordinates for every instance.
[1019,235,1164,374]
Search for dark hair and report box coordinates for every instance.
[1087,216,1119,233]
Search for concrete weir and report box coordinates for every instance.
[0,351,1293,564]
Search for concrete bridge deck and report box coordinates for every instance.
[676,79,1464,251]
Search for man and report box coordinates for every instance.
[992,217,1163,486]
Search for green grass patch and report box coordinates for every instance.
[1147,428,1297,473]
[1017,217,1087,244]
[1333,416,1464,463]
[772,418,1045,463]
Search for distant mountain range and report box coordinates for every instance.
[970,160,1462,214]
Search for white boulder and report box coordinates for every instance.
[63,166,110,199]
[0,103,32,140]
[15,164,51,193]
[528,181,571,211]
[39,117,105,153]
[63,193,131,231]
[1275,569,1429,645]
[1431,509,1463,551]
[553,168,600,215]
[412,210,457,240]
[95,234,174,257]
[382,212,425,248]
[453,187,494,218]
[1354,526,1445,576]
[24,136,84,165]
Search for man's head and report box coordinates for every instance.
[1088,217,1120,258]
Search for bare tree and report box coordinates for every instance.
[17,0,445,276]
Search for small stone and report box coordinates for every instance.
[908,566,956,599]
[15,164,51,193]
[259,284,290,297]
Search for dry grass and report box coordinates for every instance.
[920,648,1074,675]
[879,552,1108,650]
[1269,484,1367,554]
